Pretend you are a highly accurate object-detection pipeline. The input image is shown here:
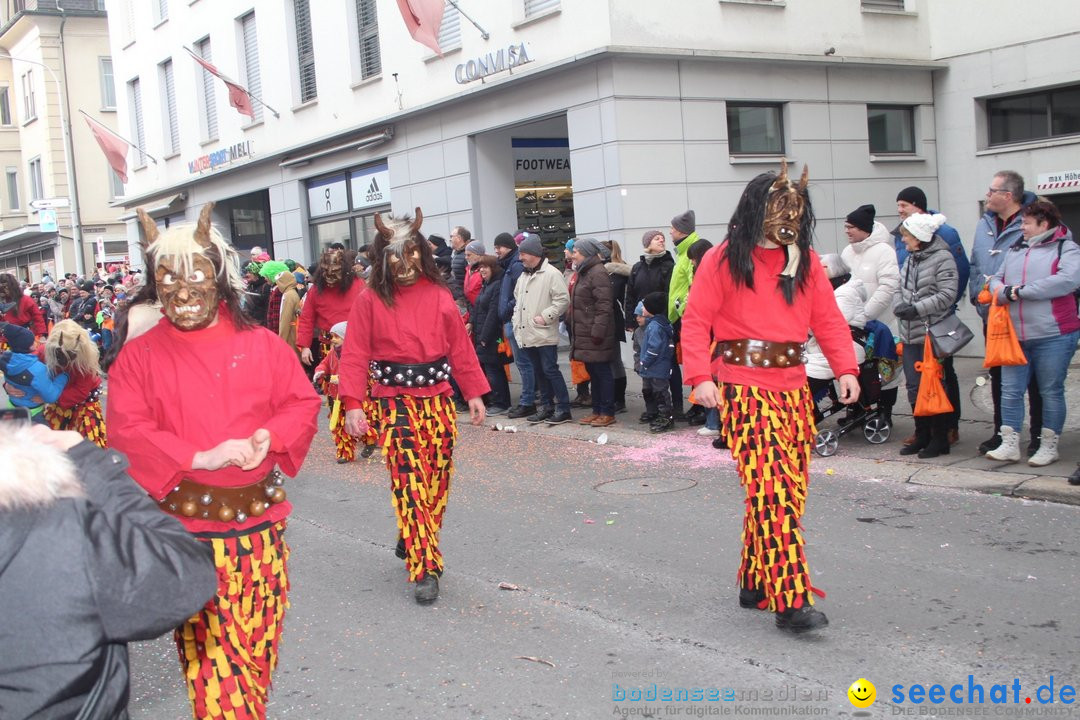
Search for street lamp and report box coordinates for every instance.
[0,52,85,277]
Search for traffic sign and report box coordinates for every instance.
[30,197,70,210]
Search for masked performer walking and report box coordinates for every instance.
[41,319,107,447]
[681,163,858,634]
[340,209,489,605]
[107,203,320,719]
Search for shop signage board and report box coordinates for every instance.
[1036,169,1080,194]
[30,197,70,210]
[187,140,255,175]
[96,237,106,261]
[307,175,349,218]
[349,164,391,210]
[512,138,571,183]
[38,208,58,232]
[454,43,532,85]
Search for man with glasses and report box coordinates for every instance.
[969,171,1040,455]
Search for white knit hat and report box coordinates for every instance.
[901,213,947,244]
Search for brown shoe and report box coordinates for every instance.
[578,414,600,425]
[591,415,616,427]
[903,433,917,446]
[948,428,959,446]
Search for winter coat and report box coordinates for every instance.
[893,213,970,308]
[512,259,569,348]
[0,433,216,720]
[638,314,675,379]
[988,225,1080,342]
[497,247,525,324]
[0,350,68,410]
[471,276,505,365]
[668,232,697,322]
[244,278,270,325]
[806,279,867,379]
[841,221,900,327]
[450,249,467,301]
[625,251,675,329]
[606,261,631,344]
[69,294,99,331]
[968,192,1038,319]
[275,272,302,349]
[569,255,615,363]
[895,236,959,344]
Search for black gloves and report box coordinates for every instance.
[894,302,919,320]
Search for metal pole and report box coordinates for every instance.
[0,53,84,277]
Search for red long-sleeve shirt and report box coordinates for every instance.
[681,243,858,393]
[3,295,46,336]
[295,281,364,349]
[338,279,489,409]
[106,306,321,533]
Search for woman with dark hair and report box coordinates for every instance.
[0,272,47,345]
[471,255,511,414]
[986,199,1080,467]
[568,238,616,427]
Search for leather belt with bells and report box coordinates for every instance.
[712,339,807,368]
[159,470,287,524]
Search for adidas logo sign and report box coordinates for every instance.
[365,177,384,203]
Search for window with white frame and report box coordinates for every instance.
[294,0,317,102]
[437,1,461,52]
[867,105,915,154]
[154,0,168,23]
[27,157,43,202]
[108,164,124,199]
[726,103,785,154]
[195,37,218,141]
[5,168,19,210]
[862,0,904,8]
[21,71,36,121]
[128,77,146,167]
[0,87,11,126]
[524,0,559,17]
[99,57,116,110]
[355,0,381,79]
[123,0,136,43]
[160,59,179,154]
[240,11,263,122]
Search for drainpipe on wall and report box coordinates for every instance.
[55,2,86,277]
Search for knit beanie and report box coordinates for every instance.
[329,321,347,340]
[0,322,33,353]
[642,230,662,248]
[574,238,602,258]
[493,232,516,251]
[642,291,667,317]
[845,204,876,234]
[518,234,544,258]
[465,240,485,255]
[902,213,947,244]
[671,210,695,234]
[896,186,928,212]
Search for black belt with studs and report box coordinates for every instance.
[369,357,451,388]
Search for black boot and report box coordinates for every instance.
[739,587,766,609]
[613,376,627,414]
[395,536,406,559]
[978,433,1002,454]
[899,417,930,456]
[1069,465,1080,486]
[414,574,439,604]
[775,605,829,633]
[918,416,951,459]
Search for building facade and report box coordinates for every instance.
[0,0,126,282]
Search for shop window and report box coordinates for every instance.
[5,168,18,210]
[306,163,390,255]
[355,0,381,79]
[294,0,317,102]
[0,87,10,126]
[726,103,785,155]
[195,37,218,141]
[160,59,179,154]
[988,84,1080,146]
[240,11,263,122]
[867,105,915,154]
[99,57,116,110]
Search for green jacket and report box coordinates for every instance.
[668,231,697,322]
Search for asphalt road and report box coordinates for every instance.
[127,413,1080,719]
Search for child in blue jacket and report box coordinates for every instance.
[0,322,68,424]
[637,292,676,433]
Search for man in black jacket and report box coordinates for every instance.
[0,424,217,720]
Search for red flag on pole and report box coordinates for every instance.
[397,0,445,56]
[83,114,129,183]
[188,51,255,118]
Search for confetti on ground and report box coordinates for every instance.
[605,519,615,525]
[515,656,556,668]
[584,518,595,524]
[826,468,835,475]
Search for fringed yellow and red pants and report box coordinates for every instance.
[315,333,334,395]
[378,394,457,582]
[176,521,289,720]
[43,399,107,448]
[328,396,357,461]
[719,383,824,613]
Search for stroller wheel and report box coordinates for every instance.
[814,429,839,457]
[863,416,891,444]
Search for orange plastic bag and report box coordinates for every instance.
[570,359,590,385]
[914,334,953,416]
[983,296,1027,368]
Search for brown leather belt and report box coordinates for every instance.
[712,339,807,368]
[158,470,287,524]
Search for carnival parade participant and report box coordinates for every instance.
[340,208,489,605]
[314,321,378,463]
[1,322,67,424]
[107,203,320,720]
[1,273,47,350]
[41,319,107,448]
[681,162,858,634]
[297,247,363,387]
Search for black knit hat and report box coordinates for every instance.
[519,234,544,258]
[896,186,928,212]
[845,204,876,234]
[642,291,667,316]
[493,232,516,251]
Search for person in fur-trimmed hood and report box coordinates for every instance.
[0,424,216,720]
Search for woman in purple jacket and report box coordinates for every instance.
[987,199,1080,468]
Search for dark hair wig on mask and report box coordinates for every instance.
[313,247,359,293]
[720,170,814,305]
[101,282,155,372]
[0,272,20,301]
[367,213,447,307]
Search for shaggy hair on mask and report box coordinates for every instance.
[0,425,84,510]
[45,319,102,379]
[368,212,447,307]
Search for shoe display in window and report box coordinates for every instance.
[560,222,574,232]
[540,192,559,202]
[519,192,537,203]
[541,207,559,216]
[523,208,541,217]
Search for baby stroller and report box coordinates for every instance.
[807,326,892,457]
